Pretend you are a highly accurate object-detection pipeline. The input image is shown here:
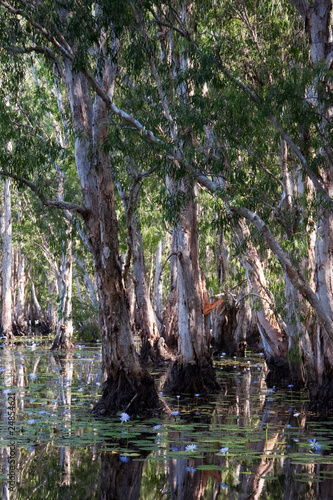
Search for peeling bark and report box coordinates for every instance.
[291,0,333,408]
[54,21,160,416]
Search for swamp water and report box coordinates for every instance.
[1,339,333,499]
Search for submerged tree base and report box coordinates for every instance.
[308,380,333,413]
[163,360,220,395]
[266,357,304,390]
[92,371,162,418]
[140,338,175,367]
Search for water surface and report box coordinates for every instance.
[1,338,333,499]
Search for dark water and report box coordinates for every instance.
[1,338,333,499]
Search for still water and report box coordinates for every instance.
[1,338,333,499]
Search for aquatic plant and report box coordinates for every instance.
[308,439,321,452]
[185,444,197,452]
[120,412,130,423]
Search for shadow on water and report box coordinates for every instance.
[1,342,333,498]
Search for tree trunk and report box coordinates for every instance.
[163,180,219,394]
[153,238,165,320]
[116,177,171,366]
[278,138,307,388]
[59,33,160,416]
[212,225,259,356]
[74,251,98,308]
[131,216,168,365]
[2,179,13,339]
[14,242,26,334]
[161,231,180,349]
[51,231,73,350]
[46,274,58,332]
[235,220,289,385]
[213,295,239,354]
[292,0,333,409]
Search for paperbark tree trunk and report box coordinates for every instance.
[2,179,13,339]
[153,238,165,320]
[58,25,160,416]
[212,225,259,356]
[51,231,73,350]
[46,274,58,332]
[14,242,26,334]
[161,229,180,350]
[74,251,98,309]
[236,221,291,386]
[291,0,333,409]
[131,215,169,365]
[163,180,220,394]
[116,177,171,366]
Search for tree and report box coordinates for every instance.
[2,0,333,410]
[0,1,161,417]
[115,162,172,366]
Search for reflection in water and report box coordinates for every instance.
[53,354,73,491]
[100,451,148,500]
[0,345,333,498]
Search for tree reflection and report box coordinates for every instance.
[100,451,149,500]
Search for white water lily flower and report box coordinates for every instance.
[120,412,130,423]
[185,444,197,452]
[308,439,321,452]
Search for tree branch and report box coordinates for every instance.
[185,166,333,340]
[0,170,90,217]
[0,0,73,61]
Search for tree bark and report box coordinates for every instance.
[291,0,333,409]
[58,25,160,416]
[116,175,171,366]
[14,242,26,334]
[163,180,219,394]
[131,215,167,365]
[236,221,290,385]
[51,231,73,350]
[153,238,165,320]
[2,179,13,339]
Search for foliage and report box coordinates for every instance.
[0,0,330,353]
